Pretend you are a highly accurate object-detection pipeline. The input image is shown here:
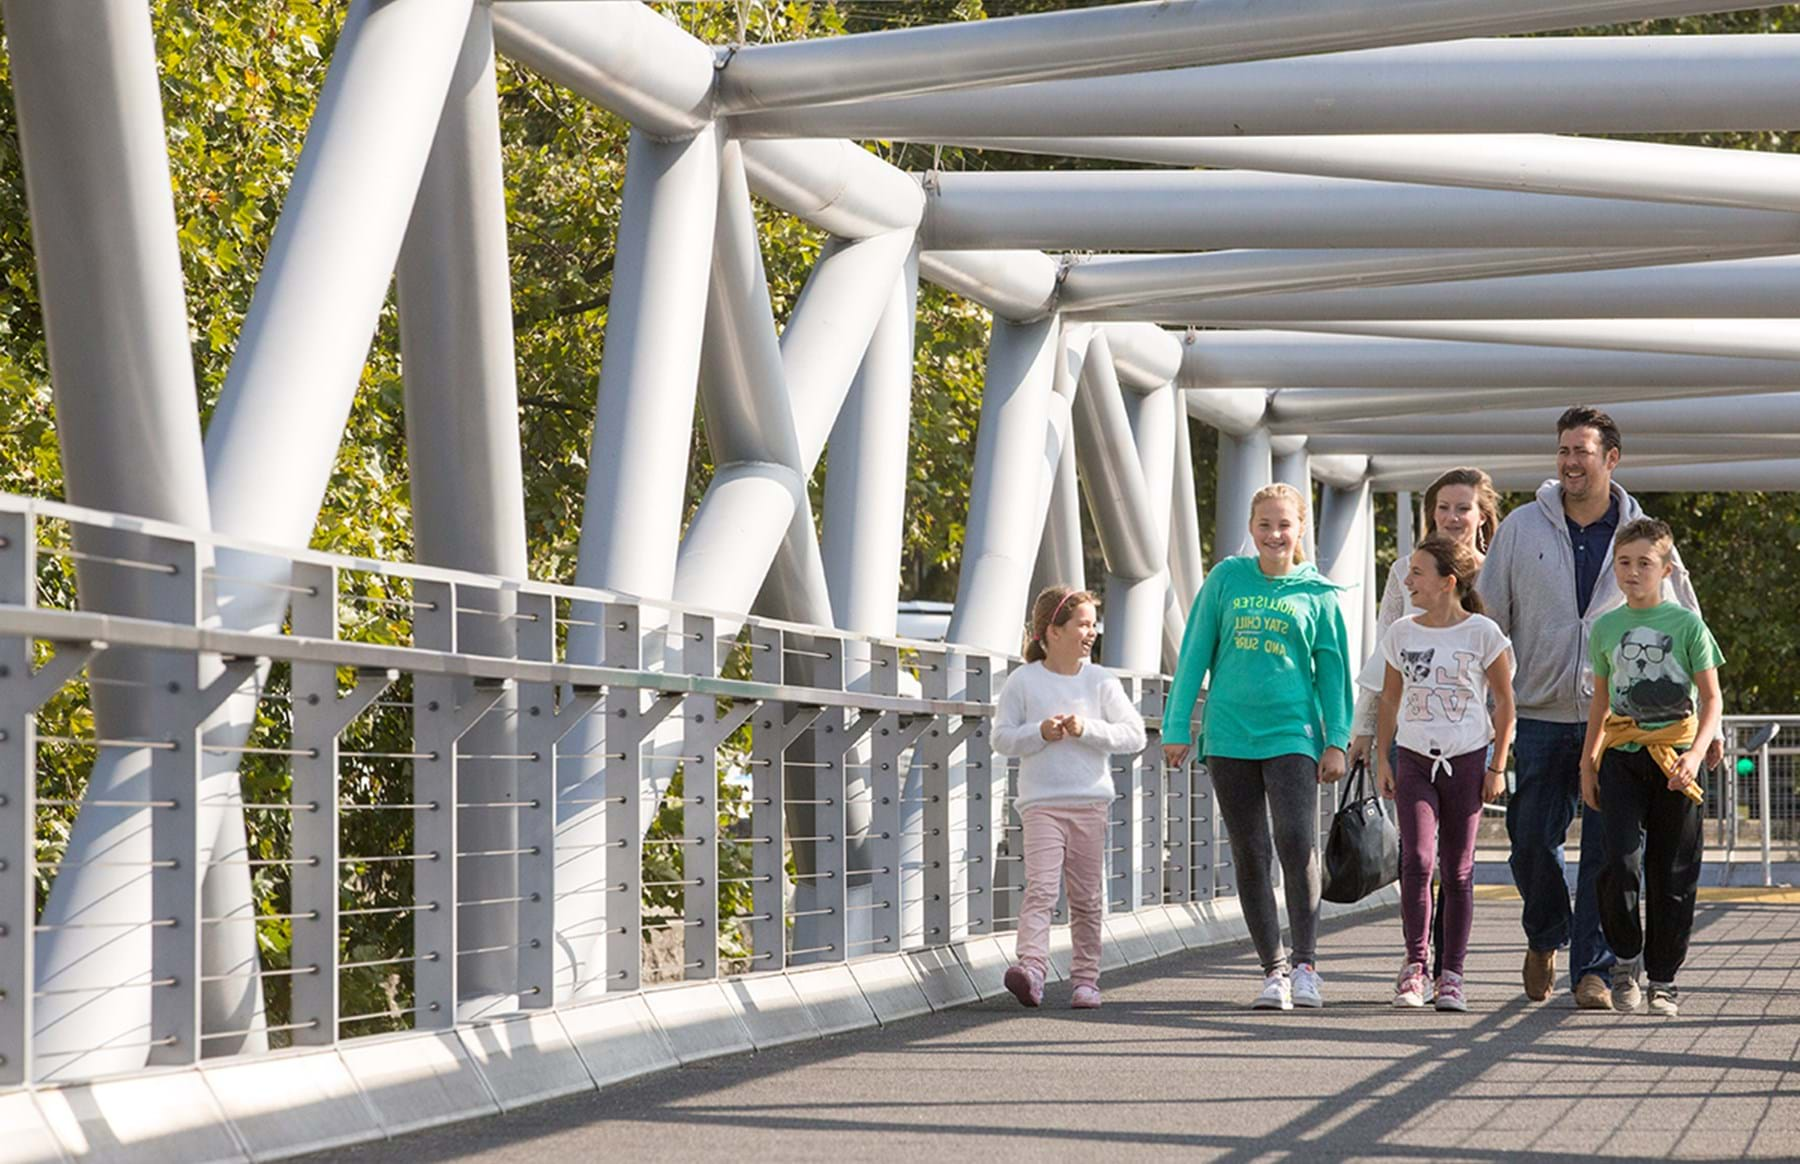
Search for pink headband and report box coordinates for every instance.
[1036,590,1078,641]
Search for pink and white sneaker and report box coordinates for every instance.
[1434,970,1468,1012]
[1004,963,1045,1008]
[1070,983,1102,1009]
[1394,961,1429,1008]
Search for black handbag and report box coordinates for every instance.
[1321,760,1401,904]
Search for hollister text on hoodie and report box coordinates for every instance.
[1163,556,1354,761]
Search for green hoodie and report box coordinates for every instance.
[1163,555,1353,761]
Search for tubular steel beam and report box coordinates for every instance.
[491,0,715,140]
[1054,246,1763,314]
[1265,385,1800,426]
[1121,255,1800,324]
[919,171,1800,252]
[1259,319,1800,362]
[934,134,1800,217]
[732,35,1800,136]
[1293,393,1800,437]
[919,249,1061,323]
[1180,332,1800,390]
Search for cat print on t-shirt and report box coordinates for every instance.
[1400,647,1483,726]
[1376,614,1511,763]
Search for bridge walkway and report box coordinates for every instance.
[304,893,1800,1163]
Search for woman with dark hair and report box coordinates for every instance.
[1349,468,1502,771]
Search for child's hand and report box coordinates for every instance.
[1581,765,1601,812]
[1347,735,1373,771]
[1060,713,1085,738]
[1482,766,1506,804]
[1671,750,1703,795]
[1039,717,1066,742]
[1163,743,1191,769]
[1376,763,1395,800]
[1316,746,1347,785]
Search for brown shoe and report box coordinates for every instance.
[1575,973,1614,1010]
[1523,948,1556,1001]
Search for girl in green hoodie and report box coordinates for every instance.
[1163,483,1354,1010]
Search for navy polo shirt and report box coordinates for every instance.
[1566,496,1620,617]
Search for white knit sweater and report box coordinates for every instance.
[992,661,1148,810]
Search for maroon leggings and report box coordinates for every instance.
[1395,747,1487,976]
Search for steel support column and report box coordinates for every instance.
[946,316,1061,654]
[397,7,530,1009]
[1214,428,1273,567]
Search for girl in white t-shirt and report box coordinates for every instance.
[1374,536,1516,1011]
[992,586,1146,1011]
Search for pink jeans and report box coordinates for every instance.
[1014,801,1110,987]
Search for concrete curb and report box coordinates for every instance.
[4,894,1399,1162]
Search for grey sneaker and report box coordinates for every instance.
[1647,983,1680,1016]
[1611,963,1643,1012]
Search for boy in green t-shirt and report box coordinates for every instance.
[1580,518,1723,1017]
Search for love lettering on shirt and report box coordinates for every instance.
[1398,647,1481,724]
[1229,594,1301,658]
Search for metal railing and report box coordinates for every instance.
[1466,716,1796,887]
[0,493,1231,1087]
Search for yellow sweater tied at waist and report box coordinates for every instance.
[1599,713,1704,804]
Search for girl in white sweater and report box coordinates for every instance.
[993,586,1147,1009]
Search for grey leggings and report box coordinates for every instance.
[1210,754,1321,976]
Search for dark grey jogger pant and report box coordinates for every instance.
[1209,753,1321,976]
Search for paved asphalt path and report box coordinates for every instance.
[305,897,1800,1162]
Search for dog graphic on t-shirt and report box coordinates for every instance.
[1610,625,1693,724]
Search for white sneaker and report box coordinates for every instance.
[1253,972,1293,1011]
[1647,983,1680,1016]
[1394,961,1428,1008]
[1291,962,1323,1009]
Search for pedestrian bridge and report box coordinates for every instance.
[8,0,1800,1161]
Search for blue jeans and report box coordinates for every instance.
[1506,718,1615,991]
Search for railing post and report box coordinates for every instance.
[1107,675,1142,913]
[1760,729,1777,888]
[992,660,1023,936]
[748,625,796,972]
[411,579,459,1028]
[680,613,721,981]
[917,648,952,944]
[516,591,594,1006]
[964,652,996,934]
[1138,676,1165,908]
[603,602,646,991]
[288,563,391,1044]
[790,632,847,966]
[865,642,904,955]
[0,511,36,1084]
[146,533,230,1067]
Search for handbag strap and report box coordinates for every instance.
[1343,758,1370,805]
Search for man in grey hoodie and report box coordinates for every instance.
[1477,406,1704,1009]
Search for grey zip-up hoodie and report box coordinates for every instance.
[1476,478,1701,723]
